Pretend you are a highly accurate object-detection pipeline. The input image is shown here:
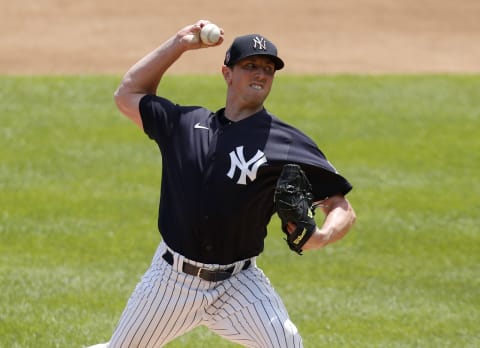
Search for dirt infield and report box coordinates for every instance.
[1,0,480,75]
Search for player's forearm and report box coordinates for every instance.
[304,197,356,250]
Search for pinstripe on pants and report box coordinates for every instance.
[107,242,303,348]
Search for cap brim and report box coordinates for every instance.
[270,56,285,70]
[231,53,285,70]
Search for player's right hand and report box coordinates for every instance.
[176,20,224,49]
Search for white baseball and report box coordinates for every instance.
[200,23,221,45]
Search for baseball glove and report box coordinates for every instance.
[274,164,316,255]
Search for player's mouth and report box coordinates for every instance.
[250,83,263,90]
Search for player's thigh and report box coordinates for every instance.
[207,267,303,348]
[210,301,302,348]
[109,261,204,347]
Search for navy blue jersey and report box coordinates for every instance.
[139,94,352,264]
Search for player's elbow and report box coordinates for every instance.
[333,198,356,236]
[349,205,357,226]
[344,201,357,231]
[113,84,144,129]
[113,84,129,114]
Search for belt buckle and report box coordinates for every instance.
[197,267,216,282]
[197,267,204,277]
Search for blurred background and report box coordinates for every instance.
[1,0,480,75]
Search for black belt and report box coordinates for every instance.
[162,250,251,282]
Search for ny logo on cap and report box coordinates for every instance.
[252,36,267,50]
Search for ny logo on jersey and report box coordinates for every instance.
[227,146,267,185]
[252,36,267,50]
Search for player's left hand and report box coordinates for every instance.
[274,164,317,255]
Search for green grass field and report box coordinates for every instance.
[1,74,479,348]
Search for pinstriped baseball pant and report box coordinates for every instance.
[105,242,303,348]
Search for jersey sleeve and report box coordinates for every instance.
[139,94,180,142]
[303,164,352,201]
[283,126,353,200]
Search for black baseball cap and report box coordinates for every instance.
[224,34,285,70]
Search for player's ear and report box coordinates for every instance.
[222,65,233,85]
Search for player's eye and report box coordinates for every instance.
[241,63,275,76]
[263,65,275,75]
[242,63,257,71]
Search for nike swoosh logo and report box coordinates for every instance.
[194,122,209,130]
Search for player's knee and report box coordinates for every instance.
[84,343,109,348]
[283,318,299,337]
[271,318,303,347]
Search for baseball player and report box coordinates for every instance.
[87,20,356,348]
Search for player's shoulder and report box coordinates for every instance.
[267,110,299,128]
[141,94,212,119]
[267,111,314,141]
